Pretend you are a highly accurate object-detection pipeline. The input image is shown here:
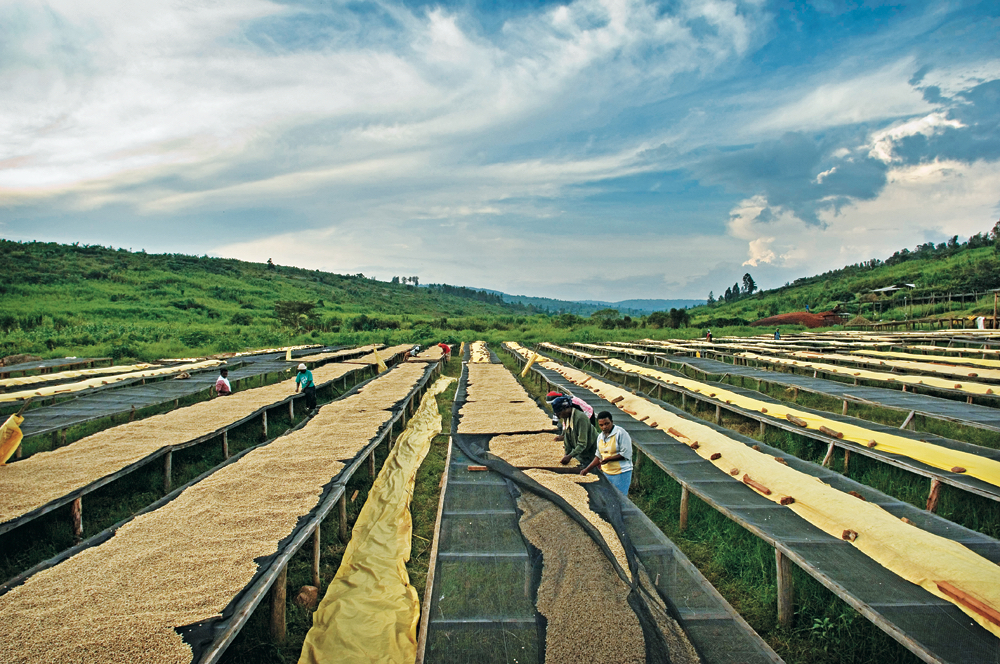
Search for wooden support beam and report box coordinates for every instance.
[222,431,229,459]
[312,524,322,588]
[262,410,268,440]
[843,450,851,474]
[776,549,794,628]
[289,400,294,421]
[759,421,766,437]
[679,486,689,532]
[842,400,848,415]
[163,451,172,493]
[821,442,836,468]
[715,404,721,424]
[70,496,83,542]
[339,492,348,543]
[900,410,916,431]
[368,450,376,477]
[926,478,942,512]
[681,393,687,409]
[270,564,287,642]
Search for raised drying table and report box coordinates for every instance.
[507,345,1000,664]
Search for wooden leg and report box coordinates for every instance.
[926,479,942,512]
[682,393,686,409]
[715,405,721,424]
[843,450,851,474]
[821,442,835,467]
[262,411,268,440]
[289,400,294,421]
[70,497,83,542]
[270,564,287,642]
[759,421,766,437]
[163,452,172,493]
[842,400,848,415]
[312,525,322,587]
[369,450,376,477]
[339,492,348,543]
[776,549,794,628]
[222,430,229,459]
[679,486,689,532]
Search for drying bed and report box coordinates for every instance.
[507,344,1000,664]
[0,361,439,664]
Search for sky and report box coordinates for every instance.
[2,0,999,302]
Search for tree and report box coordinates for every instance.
[646,311,670,328]
[723,286,733,302]
[274,300,317,329]
[742,272,757,296]
[707,291,715,305]
[390,276,400,284]
[266,258,275,271]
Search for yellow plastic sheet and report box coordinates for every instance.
[788,350,1000,382]
[852,349,1000,370]
[0,363,157,389]
[299,375,455,664]
[606,359,1000,489]
[520,351,541,377]
[738,351,998,396]
[530,354,1000,639]
[0,360,225,403]
[0,415,24,465]
[372,346,388,373]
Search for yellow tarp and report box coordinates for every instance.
[852,349,1000,370]
[299,375,455,664]
[738,351,998,396]
[0,415,24,465]
[0,363,157,389]
[605,359,1000,489]
[788,350,1000,382]
[0,360,225,403]
[509,346,1000,639]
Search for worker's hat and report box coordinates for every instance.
[298,363,307,371]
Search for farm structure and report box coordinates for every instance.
[505,342,1000,664]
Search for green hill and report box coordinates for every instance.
[0,240,540,361]
[687,226,1000,329]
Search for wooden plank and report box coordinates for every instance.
[312,524,321,588]
[269,564,287,642]
[70,497,82,542]
[679,485,689,532]
[776,548,794,628]
[415,436,454,664]
[163,451,172,493]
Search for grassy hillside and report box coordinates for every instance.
[0,240,540,361]
[688,233,1000,328]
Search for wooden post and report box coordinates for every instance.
[163,451,172,493]
[312,524,322,587]
[759,420,766,437]
[679,486,689,532]
[270,564,287,642]
[222,430,229,459]
[681,393,687,409]
[821,442,835,467]
[289,400,294,421]
[715,404,721,424]
[339,492,348,543]
[776,549,794,628]
[842,400,848,415]
[900,410,916,431]
[70,496,83,542]
[843,450,851,474]
[368,449,376,477]
[926,478,942,512]
[262,410,268,440]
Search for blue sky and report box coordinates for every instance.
[1,0,998,301]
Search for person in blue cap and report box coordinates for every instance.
[552,396,598,466]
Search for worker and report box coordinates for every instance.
[295,363,317,411]
[215,368,232,396]
[774,328,780,340]
[580,411,633,494]
[706,329,712,342]
[437,342,451,361]
[546,391,595,433]
[552,396,597,466]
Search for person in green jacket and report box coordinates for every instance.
[295,363,317,412]
[553,396,598,466]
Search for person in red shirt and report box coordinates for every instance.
[215,368,232,396]
[437,342,451,361]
